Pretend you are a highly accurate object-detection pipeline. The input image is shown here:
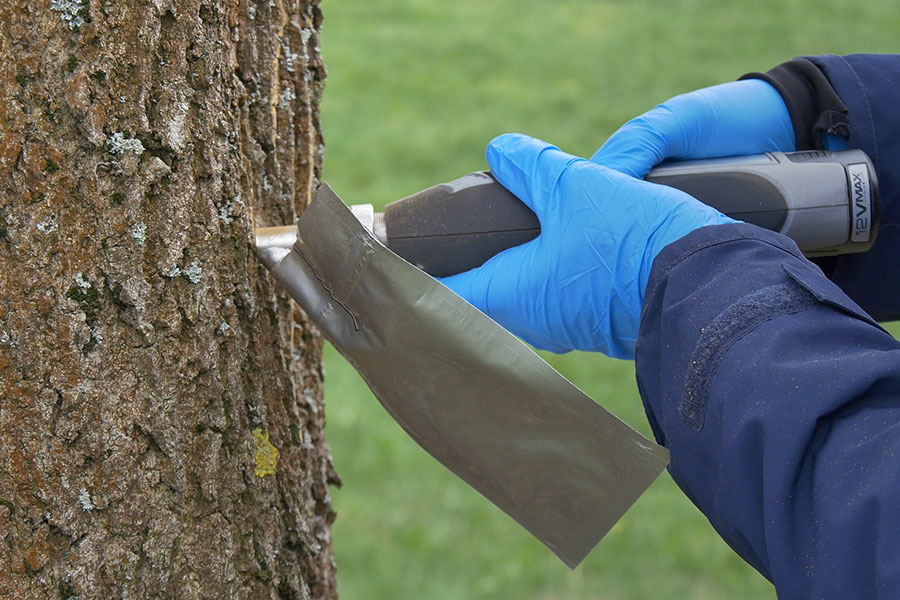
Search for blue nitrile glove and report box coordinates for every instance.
[591,79,796,177]
[438,133,736,359]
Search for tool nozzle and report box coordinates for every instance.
[254,204,385,271]
[255,226,297,270]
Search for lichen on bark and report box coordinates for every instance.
[0,0,339,597]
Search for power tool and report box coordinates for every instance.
[260,149,878,278]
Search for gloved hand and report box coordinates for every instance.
[438,133,736,359]
[591,79,796,177]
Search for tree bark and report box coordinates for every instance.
[0,0,339,597]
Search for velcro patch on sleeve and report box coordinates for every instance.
[680,282,819,431]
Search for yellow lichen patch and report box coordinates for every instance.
[251,428,278,478]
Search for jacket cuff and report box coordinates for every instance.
[740,58,848,150]
[635,223,876,445]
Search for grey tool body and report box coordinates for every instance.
[257,185,670,568]
[257,150,877,278]
[380,149,878,276]
[646,149,878,258]
[383,172,538,278]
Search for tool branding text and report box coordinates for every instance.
[848,163,871,243]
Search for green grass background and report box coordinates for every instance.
[317,2,899,598]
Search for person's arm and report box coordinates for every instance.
[598,54,900,595]
[442,56,900,596]
[592,54,900,320]
[747,54,900,321]
[636,222,900,597]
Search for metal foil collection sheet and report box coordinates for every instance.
[265,184,669,568]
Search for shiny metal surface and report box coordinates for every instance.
[255,226,297,270]
[349,203,375,236]
[256,204,388,268]
[259,184,669,568]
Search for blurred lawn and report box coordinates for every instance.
[317,1,900,598]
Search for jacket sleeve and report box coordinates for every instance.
[635,222,900,598]
[744,54,900,321]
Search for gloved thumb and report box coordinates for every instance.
[486,133,583,216]
[589,109,674,178]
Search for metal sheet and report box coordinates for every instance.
[265,184,670,568]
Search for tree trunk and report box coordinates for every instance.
[0,0,339,597]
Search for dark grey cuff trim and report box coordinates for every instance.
[741,58,849,150]
[680,281,819,431]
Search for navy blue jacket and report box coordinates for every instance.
[636,54,900,598]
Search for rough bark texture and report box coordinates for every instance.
[0,0,339,597]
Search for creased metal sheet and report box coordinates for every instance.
[267,184,670,568]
